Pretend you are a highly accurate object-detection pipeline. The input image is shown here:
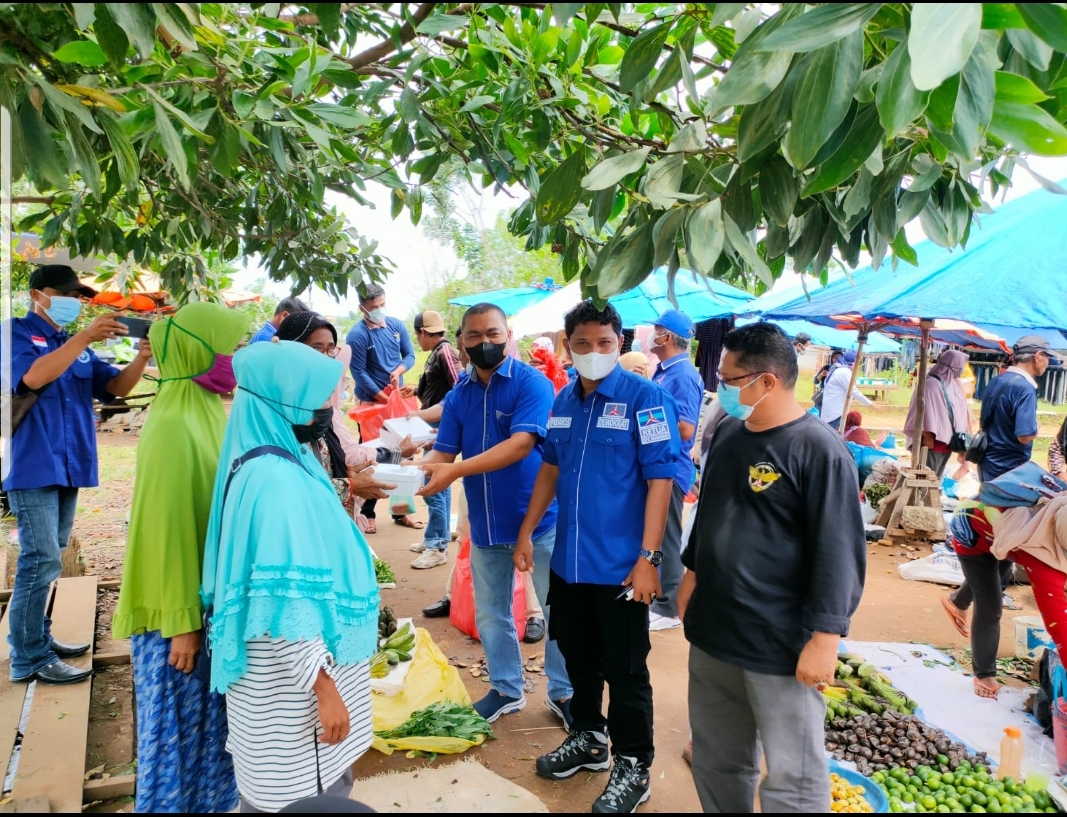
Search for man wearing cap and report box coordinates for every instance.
[647,309,704,632]
[403,311,461,569]
[5,265,153,684]
[346,283,417,533]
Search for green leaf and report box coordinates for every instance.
[668,120,707,153]
[232,90,255,119]
[65,116,101,199]
[460,95,495,113]
[315,3,342,39]
[876,44,930,138]
[152,4,197,51]
[711,3,746,28]
[724,213,773,286]
[416,13,462,37]
[143,87,213,141]
[708,5,801,113]
[652,206,685,268]
[307,103,370,128]
[1017,3,1067,52]
[1006,27,1053,71]
[32,76,103,134]
[684,198,725,277]
[783,32,864,170]
[72,3,96,29]
[618,22,672,94]
[988,100,1067,155]
[758,156,797,226]
[737,82,788,162]
[94,5,129,68]
[98,111,139,190]
[942,181,970,246]
[908,4,982,91]
[981,4,1026,29]
[52,39,108,66]
[642,154,684,210]
[595,221,655,297]
[390,189,404,220]
[581,147,650,191]
[399,89,419,123]
[756,3,882,53]
[153,103,190,189]
[645,48,685,100]
[950,53,995,157]
[106,3,158,59]
[802,105,884,195]
[995,71,1051,104]
[890,228,919,266]
[536,150,587,224]
[553,4,584,26]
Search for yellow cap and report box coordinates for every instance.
[1004,726,1021,738]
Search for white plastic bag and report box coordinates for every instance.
[897,551,964,586]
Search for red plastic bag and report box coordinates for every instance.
[347,387,419,441]
[385,387,419,419]
[450,536,527,642]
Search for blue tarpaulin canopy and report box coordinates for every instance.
[738,318,901,353]
[610,267,753,326]
[763,183,1067,337]
[448,280,561,316]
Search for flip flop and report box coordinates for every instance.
[1002,594,1023,611]
[365,521,378,535]
[394,517,425,530]
[974,678,1000,700]
[940,596,970,638]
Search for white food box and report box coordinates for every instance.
[379,416,436,449]
[370,463,426,497]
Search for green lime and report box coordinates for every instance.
[970,806,986,814]
[963,776,978,789]
[944,773,957,785]
[909,785,920,795]
[923,795,938,810]
[938,806,951,814]
[983,785,999,798]
[947,799,962,810]
[929,779,943,791]
[960,794,973,808]
[973,792,988,806]
[903,792,915,804]
[986,800,1002,814]
[912,776,924,789]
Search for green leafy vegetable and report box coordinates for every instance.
[374,702,494,743]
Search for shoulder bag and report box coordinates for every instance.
[1,382,52,438]
[935,377,971,454]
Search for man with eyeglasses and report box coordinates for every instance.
[678,322,865,812]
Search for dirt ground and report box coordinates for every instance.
[59,432,1042,813]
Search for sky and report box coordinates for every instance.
[234,155,1067,321]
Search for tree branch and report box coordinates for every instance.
[12,196,55,205]
[347,3,437,70]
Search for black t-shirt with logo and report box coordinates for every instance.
[682,413,866,676]
[416,340,461,409]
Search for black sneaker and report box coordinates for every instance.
[591,756,651,813]
[535,730,610,779]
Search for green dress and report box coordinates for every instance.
[113,303,251,639]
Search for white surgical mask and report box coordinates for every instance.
[364,306,386,324]
[571,351,619,381]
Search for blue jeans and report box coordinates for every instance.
[7,487,79,678]
[469,529,572,701]
[422,486,451,551]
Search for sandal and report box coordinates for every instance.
[394,517,425,530]
[365,520,378,535]
[974,678,1000,700]
[941,595,970,637]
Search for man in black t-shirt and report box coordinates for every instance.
[678,323,865,813]
[404,311,461,569]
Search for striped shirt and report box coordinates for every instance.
[225,637,372,812]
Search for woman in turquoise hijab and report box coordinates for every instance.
[201,340,380,812]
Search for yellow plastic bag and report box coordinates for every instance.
[371,628,480,756]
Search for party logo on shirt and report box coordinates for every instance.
[548,415,572,429]
[597,402,630,430]
[748,462,781,493]
[636,406,670,444]
[77,351,91,363]
[30,336,47,348]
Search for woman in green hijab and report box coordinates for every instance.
[201,339,379,812]
[113,301,251,813]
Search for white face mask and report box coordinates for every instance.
[363,306,386,324]
[571,350,619,381]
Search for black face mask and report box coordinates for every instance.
[292,407,333,444]
[465,341,508,371]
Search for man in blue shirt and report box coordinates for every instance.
[418,303,572,724]
[249,296,309,343]
[346,283,416,531]
[646,309,702,632]
[518,300,679,814]
[5,265,153,684]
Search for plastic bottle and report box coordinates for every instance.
[999,726,1024,781]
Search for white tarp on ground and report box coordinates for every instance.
[843,641,1059,782]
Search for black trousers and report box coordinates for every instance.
[950,553,1013,679]
[548,570,654,766]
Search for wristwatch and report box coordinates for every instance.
[639,548,663,567]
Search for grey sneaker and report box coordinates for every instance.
[411,549,447,569]
[592,756,651,813]
[409,541,427,553]
[536,730,610,779]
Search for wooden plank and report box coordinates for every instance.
[0,548,8,590]
[92,645,130,668]
[0,577,117,604]
[0,585,54,779]
[0,795,51,813]
[83,774,135,802]
[11,576,97,813]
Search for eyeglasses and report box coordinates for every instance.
[310,343,340,357]
[717,370,770,385]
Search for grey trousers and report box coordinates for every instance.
[651,483,686,619]
[240,766,354,812]
[688,646,829,813]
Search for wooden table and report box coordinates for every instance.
[859,382,899,403]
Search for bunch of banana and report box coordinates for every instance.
[822,685,865,721]
[370,651,391,679]
[378,607,398,640]
[379,622,416,666]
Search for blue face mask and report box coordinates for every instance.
[42,294,83,326]
[718,375,766,421]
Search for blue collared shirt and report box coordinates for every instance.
[544,365,680,585]
[346,317,416,401]
[434,357,557,547]
[653,352,703,491]
[249,322,277,343]
[3,312,120,491]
